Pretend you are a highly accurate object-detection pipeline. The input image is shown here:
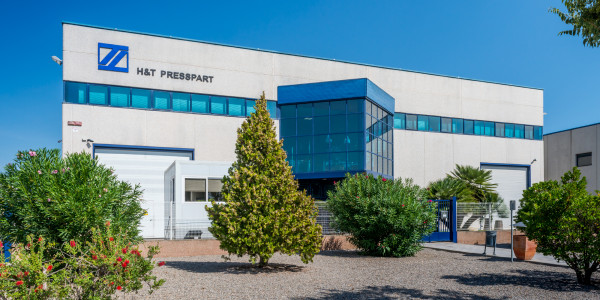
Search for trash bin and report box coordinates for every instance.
[483,230,497,255]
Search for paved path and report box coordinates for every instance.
[423,242,567,266]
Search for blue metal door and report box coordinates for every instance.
[424,197,457,243]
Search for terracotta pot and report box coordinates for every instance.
[513,235,537,260]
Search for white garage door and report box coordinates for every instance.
[481,165,528,227]
[95,147,193,238]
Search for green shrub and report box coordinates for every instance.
[0,148,145,247]
[327,174,437,257]
[207,94,322,267]
[0,223,164,298]
[517,167,600,285]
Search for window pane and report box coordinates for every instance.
[347,133,363,151]
[132,88,151,108]
[191,94,209,113]
[383,158,388,175]
[388,160,393,176]
[313,102,329,116]
[429,116,441,132]
[297,117,313,136]
[246,100,256,116]
[394,113,406,129]
[515,124,525,138]
[464,120,474,135]
[348,152,363,171]
[314,116,329,135]
[495,123,505,137]
[208,179,224,201]
[577,152,592,167]
[110,86,130,107]
[406,115,417,130]
[474,121,484,135]
[226,98,244,116]
[281,119,296,137]
[378,156,383,174]
[331,133,346,152]
[525,125,534,139]
[297,136,313,154]
[484,122,494,136]
[314,134,331,153]
[89,85,108,105]
[185,179,206,202]
[297,103,312,117]
[331,115,346,133]
[330,101,346,115]
[65,82,87,104]
[172,92,190,112]
[330,152,346,171]
[314,153,329,172]
[267,101,277,118]
[417,115,428,131]
[282,137,296,158]
[505,124,514,138]
[366,154,372,171]
[534,126,543,140]
[296,154,312,173]
[377,138,383,156]
[210,96,226,114]
[388,142,393,159]
[347,114,362,132]
[347,99,363,113]
[154,91,170,110]
[441,118,452,133]
[452,119,463,134]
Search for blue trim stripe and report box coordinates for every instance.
[92,144,195,160]
[62,21,542,91]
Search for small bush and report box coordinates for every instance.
[0,223,164,298]
[517,167,600,285]
[0,148,145,248]
[327,174,436,257]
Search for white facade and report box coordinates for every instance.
[61,23,544,238]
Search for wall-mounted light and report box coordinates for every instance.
[51,56,62,66]
[82,139,94,143]
[531,158,537,164]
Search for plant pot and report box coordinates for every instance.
[513,235,537,260]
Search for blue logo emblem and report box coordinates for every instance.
[98,43,129,72]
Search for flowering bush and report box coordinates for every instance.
[0,148,145,248]
[0,223,164,298]
[327,173,437,257]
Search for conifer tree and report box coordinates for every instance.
[206,93,322,267]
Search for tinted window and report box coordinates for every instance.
[185,179,206,202]
[172,93,190,112]
[429,116,441,132]
[525,125,534,139]
[534,126,543,140]
[245,100,256,116]
[505,123,515,138]
[110,86,130,107]
[474,121,484,135]
[452,119,463,134]
[191,94,209,113]
[210,96,226,114]
[89,85,109,105]
[495,123,505,137]
[65,82,87,104]
[228,98,245,116]
[464,120,474,135]
[441,118,452,133]
[406,115,417,130]
[132,88,151,108]
[515,124,525,138]
[577,152,592,167]
[417,115,429,131]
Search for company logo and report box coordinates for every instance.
[98,43,129,72]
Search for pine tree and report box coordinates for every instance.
[206,93,322,267]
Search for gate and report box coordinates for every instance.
[424,197,457,243]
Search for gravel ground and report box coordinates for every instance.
[125,248,600,299]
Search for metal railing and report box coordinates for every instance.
[316,203,338,235]
[456,202,513,231]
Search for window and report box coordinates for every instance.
[330,115,346,133]
[330,101,346,115]
[514,124,525,139]
[474,121,484,135]
[441,118,452,133]
[210,96,226,114]
[429,116,441,132]
[172,93,190,112]
[154,91,170,110]
[280,119,296,137]
[267,101,277,118]
[228,98,245,116]
[132,88,151,108]
[65,82,87,103]
[314,153,329,172]
[298,117,313,135]
[298,103,312,117]
[347,114,362,132]
[505,123,514,138]
[297,136,314,154]
[280,105,296,119]
[417,115,429,131]
[524,125,534,140]
[577,152,592,167]
[191,94,209,113]
[313,102,329,116]
[208,179,224,201]
[464,120,474,135]
[495,123,505,137]
[245,100,256,116]
[347,99,363,113]
[185,179,206,202]
[406,114,417,130]
[534,126,543,140]
[110,86,130,107]
[89,85,108,105]
[282,137,296,157]
[452,119,463,134]
[484,122,495,136]
[394,113,406,129]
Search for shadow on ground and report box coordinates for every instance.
[442,269,599,292]
[292,285,502,300]
[163,260,305,274]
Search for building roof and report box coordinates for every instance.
[63,21,543,91]
[544,122,600,136]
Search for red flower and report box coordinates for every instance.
[109,282,114,286]
[16,280,23,286]
[122,262,128,268]
[117,286,122,290]
[92,255,98,260]
[24,271,29,276]
[122,248,128,254]
[47,265,53,272]
[125,259,130,264]
[27,243,31,248]
[402,204,405,207]
[382,178,387,182]
[106,221,111,227]
[0,241,3,248]
[109,237,114,242]
[38,237,43,242]
[70,240,76,247]
[158,261,166,267]
[117,257,122,262]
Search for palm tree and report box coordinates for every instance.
[447,165,497,202]
[427,177,473,202]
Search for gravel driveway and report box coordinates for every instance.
[127,248,599,299]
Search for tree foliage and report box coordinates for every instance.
[517,167,600,285]
[427,177,473,202]
[0,149,145,248]
[447,164,497,202]
[551,0,600,47]
[206,93,322,267]
[327,174,437,257]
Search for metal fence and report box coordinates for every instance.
[316,202,337,235]
[456,202,513,231]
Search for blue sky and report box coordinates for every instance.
[0,0,598,167]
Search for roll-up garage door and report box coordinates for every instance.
[94,147,193,238]
[480,164,529,218]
